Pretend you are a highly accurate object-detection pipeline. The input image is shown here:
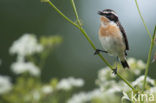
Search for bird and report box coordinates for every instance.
[95,9,129,74]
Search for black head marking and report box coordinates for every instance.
[98,9,119,22]
[103,9,115,13]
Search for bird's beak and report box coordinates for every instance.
[98,11,104,15]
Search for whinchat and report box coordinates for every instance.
[95,9,129,73]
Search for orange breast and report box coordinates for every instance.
[99,25,121,38]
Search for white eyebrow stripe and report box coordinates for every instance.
[103,11,118,17]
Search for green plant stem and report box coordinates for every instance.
[134,0,152,40]
[47,0,136,91]
[143,26,156,91]
[47,0,79,28]
[71,0,81,26]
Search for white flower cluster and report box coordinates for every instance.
[128,58,146,69]
[67,88,119,103]
[32,90,40,101]
[67,89,103,103]
[41,85,53,94]
[122,75,156,102]
[9,33,42,76]
[24,77,83,101]
[57,77,84,90]
[23,77,83,101]
[96,67,125,92]
[132,75,155,88]
[95,58,150,102]
[127,58,136,66]
[137,60,146,68]
[68,73,156,103]
[0,75,12,94]
[127,58,146,75]
[23,85,53,102]
[147,87,156,94]
[11,60,40,76]
[98,79,129,94]
[96,58,146,90]
[9,33,43,58]
[97,67,116,81]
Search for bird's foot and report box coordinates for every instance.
[112,68,117,75]
[94,49,100,55]
[94,49,107,55]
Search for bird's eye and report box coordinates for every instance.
[110,15,115,19]
[105,14,111,19]
[106,13,118,22]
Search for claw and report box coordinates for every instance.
[94,49,107,55]
[94,49,100,55]
[112,68,117,75]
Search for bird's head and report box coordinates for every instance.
[98,9,119,23]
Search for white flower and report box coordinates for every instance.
[67,89,103,103]
[42,85,53,94]
[98,80,116,91]
[88,89,103,98]
[32,90,40,101]
[68,88,118,103]
[106,86,121,93]
[67,92,89,103]
[57,77,84,90]
[132,75,155,87]
[0,75,12,94]
[9,33,43,57]
[24,90,40,101]
[146,87,156,93]
[68,87,123,103]
[127,58,136,66]
[97,67,115,82]
[11,60,40,76]
[134,69,141,75]
[137,60,146,69]
[96,67,118,91]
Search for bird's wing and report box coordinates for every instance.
[117,21,129,50]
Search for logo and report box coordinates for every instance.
[131,91,155,102]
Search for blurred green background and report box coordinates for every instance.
[0,0,156,90]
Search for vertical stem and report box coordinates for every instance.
[143,26,156,91]
[47,0,79,28]
[134,0,152,40]
[71,0,81,26]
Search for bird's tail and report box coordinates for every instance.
[121,59,129,69]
